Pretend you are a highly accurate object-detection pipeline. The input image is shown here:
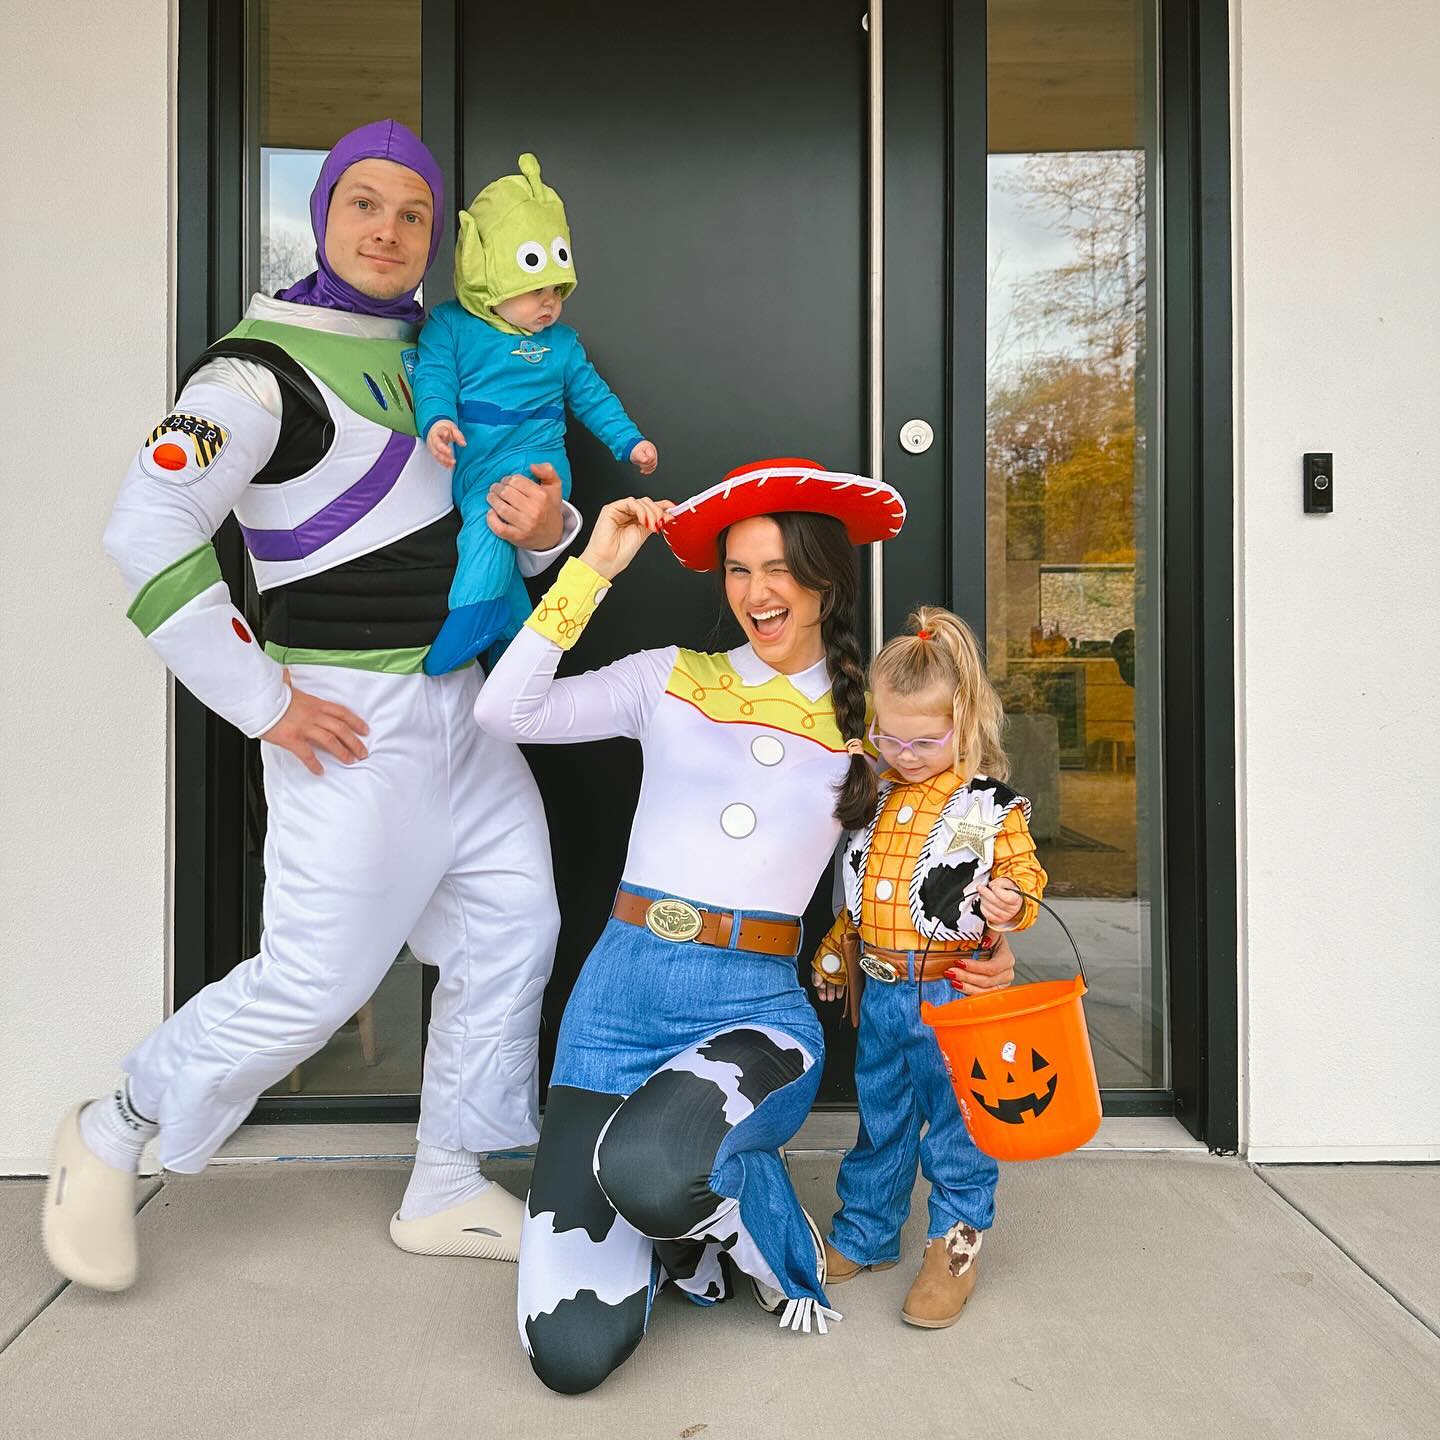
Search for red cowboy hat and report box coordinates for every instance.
[662,457,907,572]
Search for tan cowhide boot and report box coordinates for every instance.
[900,1223,982,1328]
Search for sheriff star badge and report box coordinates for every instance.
[942,800,1001,859]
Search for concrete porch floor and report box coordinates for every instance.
[1,1145,1437,1440]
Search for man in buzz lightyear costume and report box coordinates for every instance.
[42,120,570,1292]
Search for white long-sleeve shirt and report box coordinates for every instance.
[474,560,852,916]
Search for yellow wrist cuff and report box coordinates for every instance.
[526,557,611,650]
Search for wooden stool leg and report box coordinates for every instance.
[287,1065,303,1093]
[357,1000,378,1067]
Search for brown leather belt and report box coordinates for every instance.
[829,935,994,1028]
[855,942,988,985]
[612,890,802,958]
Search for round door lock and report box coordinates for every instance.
[899,418,934,454]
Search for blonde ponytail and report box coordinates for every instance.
[869,606,1008,783]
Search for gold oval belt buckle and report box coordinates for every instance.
[859,953,901,984]
[644,898,704,943]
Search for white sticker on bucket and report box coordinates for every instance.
[1001,1041,1017,1063]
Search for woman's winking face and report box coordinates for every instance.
[722,517,826,675]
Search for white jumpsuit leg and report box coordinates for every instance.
[408,664,558,1152]
[125,662,557,1172]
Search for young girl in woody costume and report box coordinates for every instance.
[811,608,1048,1328]
[473,458,1018,1393]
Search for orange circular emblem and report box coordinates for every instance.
[152,442,188,471]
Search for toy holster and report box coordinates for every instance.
[841,930,863,1028]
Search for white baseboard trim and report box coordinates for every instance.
[201,1113,1210,1168]
[1248,1144,1440,1164]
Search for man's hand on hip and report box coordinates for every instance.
[486,463,565,551]
[262,669,370,776]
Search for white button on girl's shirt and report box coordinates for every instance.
[897,805,915,824]
[720,803,757,838]
[875,879,894,901]
[750,734,785,766]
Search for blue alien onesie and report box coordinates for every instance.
[413,154,647,674]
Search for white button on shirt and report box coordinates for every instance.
[750,734,785,766]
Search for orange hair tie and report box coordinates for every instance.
[917,629,932,640]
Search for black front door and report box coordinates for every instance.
[463,0,884,1100]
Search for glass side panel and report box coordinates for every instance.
[986,0,1166,1089]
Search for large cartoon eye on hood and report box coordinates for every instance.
[516,241,548,275]
[551,236,573,268]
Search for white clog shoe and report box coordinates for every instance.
[42,1103,140,1292]
[388,1184,524,1263]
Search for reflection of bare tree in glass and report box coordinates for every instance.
[1000,150,1145,372]
[260,230,316,298]
[989,151,1145,578]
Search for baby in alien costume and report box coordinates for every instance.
[414,153,658,674]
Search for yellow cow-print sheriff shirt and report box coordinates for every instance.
[812,767,1048,987]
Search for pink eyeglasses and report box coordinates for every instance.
[867,720,955,761]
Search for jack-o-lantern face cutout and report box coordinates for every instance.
[969,1048,1057,1124]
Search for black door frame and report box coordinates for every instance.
[1156,0,1238,1152]
[174,0,1237,1148]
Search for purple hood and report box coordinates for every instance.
[275,118,445,324]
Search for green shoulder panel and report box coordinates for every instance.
[223,319,420,437]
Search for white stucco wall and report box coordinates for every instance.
[1235,0,1440,1159]
[0,1,172,1171]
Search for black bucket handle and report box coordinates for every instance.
[915,886,1089,1017]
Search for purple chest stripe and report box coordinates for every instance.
[240,430,416,562]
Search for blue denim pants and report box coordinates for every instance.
[829,964,998,1266]
[519,883,828,1394]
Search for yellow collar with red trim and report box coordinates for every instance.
[665,647,846,750]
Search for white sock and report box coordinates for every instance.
[78,1080,159,1174]
[397,1143,493,1221]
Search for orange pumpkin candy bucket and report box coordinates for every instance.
[921,894,1101,1161]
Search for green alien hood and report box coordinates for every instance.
[453,153,576,335]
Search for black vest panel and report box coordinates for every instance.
[180,337,335,483]
[260,510,462,651]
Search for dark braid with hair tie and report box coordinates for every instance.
[824,594,877,829]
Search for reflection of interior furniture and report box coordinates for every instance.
[1089,736,1130,771]
[286,1001,377,1094]
[1081,656,1135,771]
[1009,656,1134,771]
[1008,660,1085,766]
